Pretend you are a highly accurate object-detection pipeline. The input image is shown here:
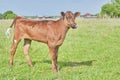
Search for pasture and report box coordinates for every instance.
[0,18,120,80]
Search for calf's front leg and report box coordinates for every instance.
[49,46,59,72]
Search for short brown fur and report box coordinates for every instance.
[9,11,80,72]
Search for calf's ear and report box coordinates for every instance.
[61,12,65,17]
[74,12,80,17]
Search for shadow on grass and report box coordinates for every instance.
[39,60,96,69]
[20,60,96,69]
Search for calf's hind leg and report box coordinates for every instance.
[10,38,21,66]
[23,39,33,67]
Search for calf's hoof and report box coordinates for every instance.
[28,64,34,67]
[53,67,59,73]
[9,63,13,66]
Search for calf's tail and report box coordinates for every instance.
[6,16,21,38]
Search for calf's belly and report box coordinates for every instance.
[22,33,48,43]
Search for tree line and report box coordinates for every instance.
[0,10,17,19]
[1,0,120,19]
[100,0,120,18]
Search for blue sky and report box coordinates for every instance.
[0,0,111,16]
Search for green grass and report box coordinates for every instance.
[0,19,120,80]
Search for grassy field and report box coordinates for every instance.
[0,18,120,80]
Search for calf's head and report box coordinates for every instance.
[61,11,80,29]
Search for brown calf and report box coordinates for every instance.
[7,11,80,72]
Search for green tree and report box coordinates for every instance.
[113,0,120,3]
[5,13,16,19]
[0,13,2,19]
[114,0,120,16]
[101,0,120,17]
[2,10,17,19]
